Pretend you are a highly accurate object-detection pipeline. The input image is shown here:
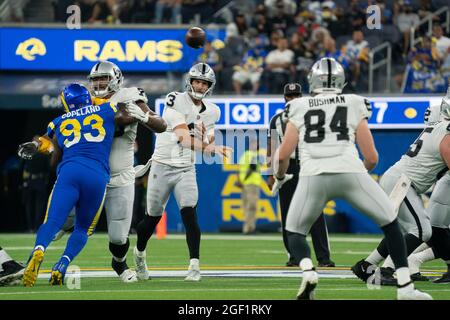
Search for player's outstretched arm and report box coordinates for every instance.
[127,101,167,133]
[273,122,299,178]
[173,124,232,158]
[18,135,54,160]
[355,119,379,171]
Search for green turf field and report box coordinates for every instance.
[0,233,449,300]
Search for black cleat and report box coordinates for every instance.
[351,259,375,282]
[318,260,335,267]
[411,272,429,282]
[377,267,397,286]
[286,259,299,267]
[433,272,450,284]
[0,260,25,286]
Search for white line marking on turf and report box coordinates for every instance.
[1,288,449,296]
[0,233,383,243]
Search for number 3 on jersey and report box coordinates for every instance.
[60,114,106,148]
[304,106,349,143]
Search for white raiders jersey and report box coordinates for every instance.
[152,91,221,167]
[104,87,148,187]
[287,93,372,176]
[391,120,450,194]
[424,104,442,125]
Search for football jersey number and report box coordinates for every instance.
[406,127,434,157]
[166,94,176,107]
[304,106,349,143]
[60,114,106,148]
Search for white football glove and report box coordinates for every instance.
[126,102,149,123]
[18,141,39,160]
[271,174,294,196]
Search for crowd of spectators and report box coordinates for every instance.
[2,0,450,94]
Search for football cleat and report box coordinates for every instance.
[119,269,138,283]
[286,259,299,267]
[351,259,375,282]
[397,283,433,300]
[133,246,150,280]
[318,260,336,268]
[296,270,318,300]
[23,249,45,287]
[433,272,450,284]
[410,272,429,282]
[377,267,397,286]
[185,259,201,282]
[0,260,25,286]
[49,256,70,285]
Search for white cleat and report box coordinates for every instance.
[133,246,150,280]
[119,269,138,283]
[185,259,201,282]
[296,270,319,300]
[397,283,433,300]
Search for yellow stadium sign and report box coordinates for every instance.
[74,40,183,63]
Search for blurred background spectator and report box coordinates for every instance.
[265,37,294,94]
[2,0,450,94]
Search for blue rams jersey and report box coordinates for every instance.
[46,102,117,175]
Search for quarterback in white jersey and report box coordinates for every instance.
[353,89,450,286]
[133,63,231,282]
[55,61,167,283]
[273,57,431,300]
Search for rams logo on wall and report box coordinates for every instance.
[15,38,46,61]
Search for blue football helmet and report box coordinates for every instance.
[60,83,92,112]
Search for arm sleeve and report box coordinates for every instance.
[46,120,56,139]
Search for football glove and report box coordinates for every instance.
[271,174,293,196]
[126,102,149,123]
[18,141,39,160]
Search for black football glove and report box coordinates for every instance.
[18,141,39,160]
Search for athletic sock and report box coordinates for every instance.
[62,229,89,262]
[381,220,408,269]
[366,248,384,265]
[181,207,201,259]
[136,215,161,252]
[287,231,311,264]
[109,239,130,262]
[396,267,412,287]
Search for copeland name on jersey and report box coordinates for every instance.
[94,87,148,187]
[390,120,450,194]
[287,93,372,176]
[152,91,221,167]
[47,101,117,177]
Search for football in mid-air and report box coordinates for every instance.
[185,27,206,49]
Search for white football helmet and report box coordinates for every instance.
[186,63,216,100]
[87,61,124,98]
[308,57,346,94]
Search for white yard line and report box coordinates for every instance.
[0,233,383,243]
